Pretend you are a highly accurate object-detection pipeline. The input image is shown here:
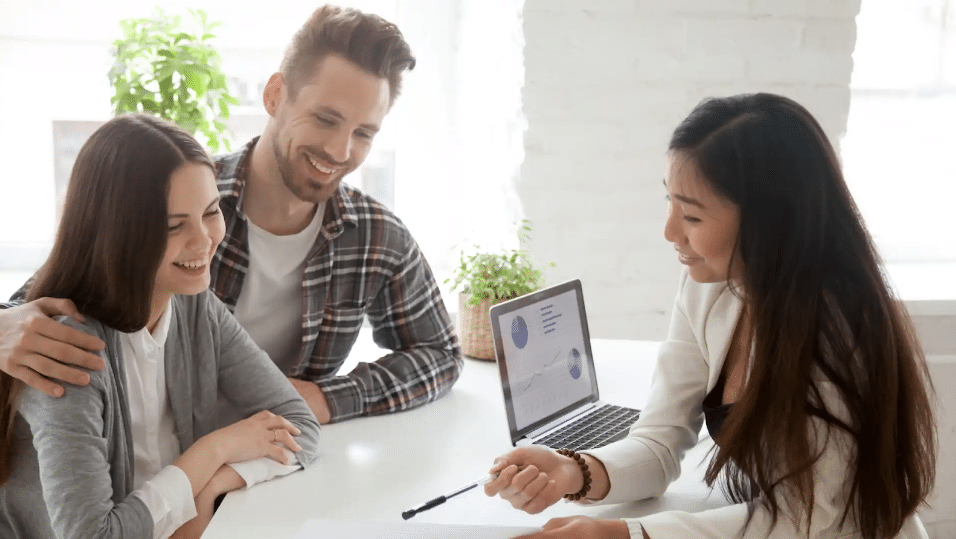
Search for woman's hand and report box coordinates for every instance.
[206,410,303,465]
[171,466,247,539]
[513,516,630,539]
[484,446,584,514]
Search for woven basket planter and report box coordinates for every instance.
[457,293,504,360]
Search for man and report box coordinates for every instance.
[0,5,462,424]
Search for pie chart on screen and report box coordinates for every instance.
[568,348,582,379]
[511,315,529,349]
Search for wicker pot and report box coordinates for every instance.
[457,293,502,360]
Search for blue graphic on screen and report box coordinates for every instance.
[497,289,594,430]
[511,316,529,349]
[568,348,582,379]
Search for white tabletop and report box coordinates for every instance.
[202,338,727,539]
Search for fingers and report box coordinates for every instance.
[247,410,301,435]
[0,300,105,395]
[247,411,303,459]
[272,428,303,453]
[260,413,302,436]
[8,364,66,398]
[505,466,551,511]
[507,465,543,496]
[30,314,105,356]
[490,456,511,474]
[485,462,520,496]
[511,518,577,539]
[523,479,560,514]
[263,442,297,466]
[16,352,91,387]
[513,518,571,539]
[486,453,563,514]
[34,297,82,319]
[485,446,547,496]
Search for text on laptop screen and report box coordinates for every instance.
[495,288,595,431]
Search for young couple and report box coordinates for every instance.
[0,6,938,539]
[0,5,460,539]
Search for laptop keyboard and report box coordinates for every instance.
[537,404,641,452]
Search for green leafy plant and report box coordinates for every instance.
[108,8,239,152]
[446,221,555,306]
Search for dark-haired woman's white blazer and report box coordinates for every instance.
[582,269,928,539]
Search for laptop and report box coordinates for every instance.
[489,279,640,452]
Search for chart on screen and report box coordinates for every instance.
[496,289,593,430]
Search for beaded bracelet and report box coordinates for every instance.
[557,448,592,501]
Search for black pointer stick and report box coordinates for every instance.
[401,474,497,520]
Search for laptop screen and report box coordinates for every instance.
[490,280,600,441]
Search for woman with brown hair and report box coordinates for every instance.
[0,113,320,539]
[484,93,936,539]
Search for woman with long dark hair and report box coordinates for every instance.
[484,93,936,539]
[0,114,321,539]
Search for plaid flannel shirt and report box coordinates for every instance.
[211,138,462,421]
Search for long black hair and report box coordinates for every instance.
[670,93,935,538]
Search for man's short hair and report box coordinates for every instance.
[280,5,416,106]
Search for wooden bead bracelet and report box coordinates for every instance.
[557,448,592,500]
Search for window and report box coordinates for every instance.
[0,0,525,303]
[843,0,956,263]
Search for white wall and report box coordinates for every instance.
[520,0,861,340]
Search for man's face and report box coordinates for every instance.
[268,54,390,204]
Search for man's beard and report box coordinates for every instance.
[271,133,330,204]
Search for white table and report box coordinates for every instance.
[202,339,727,539]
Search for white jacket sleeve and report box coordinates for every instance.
[227,452,301,490]
[584,270,712,504]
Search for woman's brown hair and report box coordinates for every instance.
[0,113,212,484]
[670,93,937,538]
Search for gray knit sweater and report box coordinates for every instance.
[0,290,321,538]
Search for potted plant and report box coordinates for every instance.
[446,222,554,360]
[107,8,239,152]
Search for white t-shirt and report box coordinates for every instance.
[233,202,325,375]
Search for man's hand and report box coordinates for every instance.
[287,377,331,424]
[0,298,105,397]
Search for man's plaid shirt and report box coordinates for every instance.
[211,139,462,422]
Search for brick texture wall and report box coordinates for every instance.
[520,0,861,340]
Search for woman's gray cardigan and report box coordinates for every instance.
[0,290,321,538]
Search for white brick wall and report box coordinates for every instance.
[520,0,861,340]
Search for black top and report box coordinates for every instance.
[702,375,734,442]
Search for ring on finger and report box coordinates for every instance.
[273,429,278,443]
